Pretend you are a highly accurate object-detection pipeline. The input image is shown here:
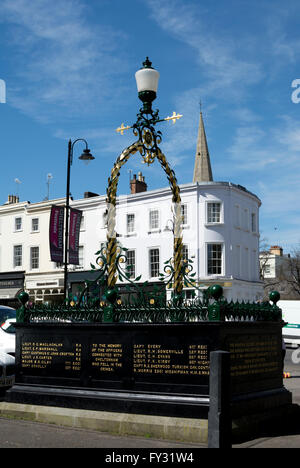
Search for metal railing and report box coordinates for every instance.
[16,288,282,324]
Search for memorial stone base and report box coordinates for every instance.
[7,321,292,438]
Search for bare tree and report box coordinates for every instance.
[259,236,270,281]
[284,247,300,297]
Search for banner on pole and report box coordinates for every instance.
[49,205,64,263]
[69,208,82,265]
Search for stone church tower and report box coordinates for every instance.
[193,112,213,183]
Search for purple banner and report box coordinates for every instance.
[68,208,82,265]
[49,205,64,263]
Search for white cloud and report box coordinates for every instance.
[230,108,262,124]
[144,0,264,97]
[258,176,300,250]
[265,6,300,65]
[220,114,300,175]
[226,125,277,170]
[140,0,267,170]
[277,116,300,152]
[1,0,128,122]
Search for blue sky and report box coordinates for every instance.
[0,0,299,252]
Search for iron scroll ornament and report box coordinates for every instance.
[105,133,184,302]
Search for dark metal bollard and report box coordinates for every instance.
[208,350,232,448]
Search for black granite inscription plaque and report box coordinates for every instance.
[13,322,284,401]
[16,323,215,395]
[228,333,282,394]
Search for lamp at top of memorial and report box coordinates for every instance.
[135,57,160,115]
[116,57,182,143]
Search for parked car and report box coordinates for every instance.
[0,306,16,356]
[0,351,15,390]
[280,300,300,347]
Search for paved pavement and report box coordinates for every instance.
[0,348,299,449]
[0,417,203,449]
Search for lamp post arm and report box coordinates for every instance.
[71,138,89,149]
[69,138,89,165]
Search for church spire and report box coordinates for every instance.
[193,111,213,183]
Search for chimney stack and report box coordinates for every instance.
[270,245,283,256]
[130,172,147,194]
[6,195,19,204]
[84,191,99,198]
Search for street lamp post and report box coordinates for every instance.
[63,138,94,301]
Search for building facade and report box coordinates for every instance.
[260,245,299,300]
[0,112,263,305]
[71,179,262,302]
[0,196,66,305]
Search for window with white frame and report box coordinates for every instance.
[181,204,188,225]
[207,202,221,223]
[127,213,135,234]
[126,250,136,279]
[76,246,84,268]
[265,264,271,275]
[149,209,159,230]
[31,218,39,232]
[182,244,189,262]
[15,217,22,231]
[183,289,195,300]
[13,245,22,267]
[207,244,222,275]
[149,248,160,278]
[30,246,39,270]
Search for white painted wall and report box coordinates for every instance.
[72,181,262,301]
[0,181,263,302]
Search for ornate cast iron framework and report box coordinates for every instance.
[105,79,184,304]
[106,143,184,300]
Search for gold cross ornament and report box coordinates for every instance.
[116,123,132,135]
[116,111,183,136]
[164,112,183,124]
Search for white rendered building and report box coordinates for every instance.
[69,178,262,302]
[260,245,288,280]
[0,113,263,304]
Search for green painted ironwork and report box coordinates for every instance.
[17,244,282,325]
[17,292,282,324]
[107,58,184,299]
